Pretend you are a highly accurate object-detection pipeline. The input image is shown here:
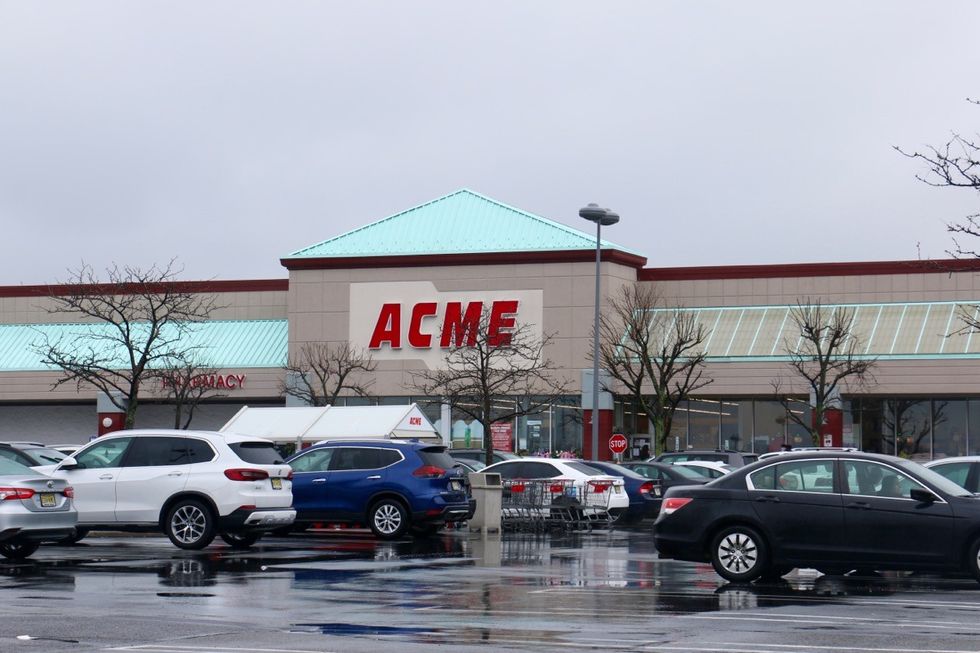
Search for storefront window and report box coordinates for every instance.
[889,399,932,461]
[687,400,719,450]
[785,400,813,448]
[721,401,750,451]
[855,398,891,454]
[754,401,785,453]
[666,401,688,453]
[970,400,980,456]
[933,399,967,459]
[552,396,582,456]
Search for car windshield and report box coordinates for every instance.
[229,441,285,464]
[23,447,67,465]
[905,461,976,497]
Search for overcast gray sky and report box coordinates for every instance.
[2,1,979,284]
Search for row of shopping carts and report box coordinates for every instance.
[500,479,617,532]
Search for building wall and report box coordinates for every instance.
[0,289,287,325]
[286,260,639,397]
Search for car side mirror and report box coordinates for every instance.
[910,488,937,503]
[58,456,79,470]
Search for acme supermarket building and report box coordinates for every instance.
[2,189,980,461]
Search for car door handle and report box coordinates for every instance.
[99,474,114,480]
[311,478,326,484]
[366,475,381,480]
[755,495,780,503]
[168,472,183,477]
[846,501,871,510]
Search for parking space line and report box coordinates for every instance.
[110,646,340,653]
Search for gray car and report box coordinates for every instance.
[0,458,77,559]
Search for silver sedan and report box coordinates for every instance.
[0,458,77,559]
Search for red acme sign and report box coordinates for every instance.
[369,300,519,350]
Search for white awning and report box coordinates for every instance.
[220,404,439,444]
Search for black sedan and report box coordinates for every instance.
[620,461,710,493]
[654,451,980,583]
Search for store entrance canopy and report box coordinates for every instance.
[219,403,440,445]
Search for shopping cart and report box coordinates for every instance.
[500,479,604,532]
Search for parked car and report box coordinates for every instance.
[481,458,630,518]
[50,430,295,550]
[673,460,735,479]
[757,447,859,462]
[654,449,758,467]
[584,461,662,523]
[620,461,711,494]
[0,457,77,559]
[654,451,980,583]
[0,442,68,474]
[924,456,980,493]
[287,440,471,539]
[449,449,520,465]
[452,458,487,473]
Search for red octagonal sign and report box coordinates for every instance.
[609,433,628,455]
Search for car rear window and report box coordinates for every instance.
[418,447,457,470]
[0,457,37,476]
[229,441,285,465]
[567,462,605,475]
[671,465,708,479]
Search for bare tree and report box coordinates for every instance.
[33,260,220,429]
[281,342,377,406]
[897,98,980,331]
[150,355,226,429]
[410,310,571,465]
[773,300,876,445]
[596,284,712,455]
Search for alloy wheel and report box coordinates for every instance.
[717,532,758,574]
[373,503,403,535]
[171,504,208,545]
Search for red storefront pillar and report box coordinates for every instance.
[97,391,127,436]
[582,409,615,461]
[816,408,843,447]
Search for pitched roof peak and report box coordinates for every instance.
[284,189,641,261]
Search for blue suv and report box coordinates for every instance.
[286,441,472,539]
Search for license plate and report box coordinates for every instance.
[271,478,282,490]
[40,493,56,507]
[614,486,621,494]
[654,488,662,497]
[449,480,462,491]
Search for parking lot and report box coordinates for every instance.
[4,527,980,653]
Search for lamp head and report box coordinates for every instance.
[579,203,620,226]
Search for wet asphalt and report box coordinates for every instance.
[3,525,980,652]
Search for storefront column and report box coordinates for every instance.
[581,370,614,460]
[96,391,127,436]
[440,400,451,447]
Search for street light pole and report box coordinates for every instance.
[579,203,619,460]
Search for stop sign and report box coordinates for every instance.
[609,433,628,455]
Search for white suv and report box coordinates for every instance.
[51,430,295,550]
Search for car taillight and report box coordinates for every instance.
[589,481,610,493]
[662,497,693,515]
[0,487,35,500]
[639,481,655,495]
[224,469,270,481]
[413,465,445,478]
[63,487,74,499]
[286,470,294,481]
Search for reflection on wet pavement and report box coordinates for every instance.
[4,528,980,652]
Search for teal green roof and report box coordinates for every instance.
[0,320,287,372]
[285,189,641,259]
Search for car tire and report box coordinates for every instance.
[0,541,40,559]
[968,537,980,583]
[58,527,89,545]
[165,499,217,550]
[710,525,768,583]
[368,498,409,540]
[218,531,261,549]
